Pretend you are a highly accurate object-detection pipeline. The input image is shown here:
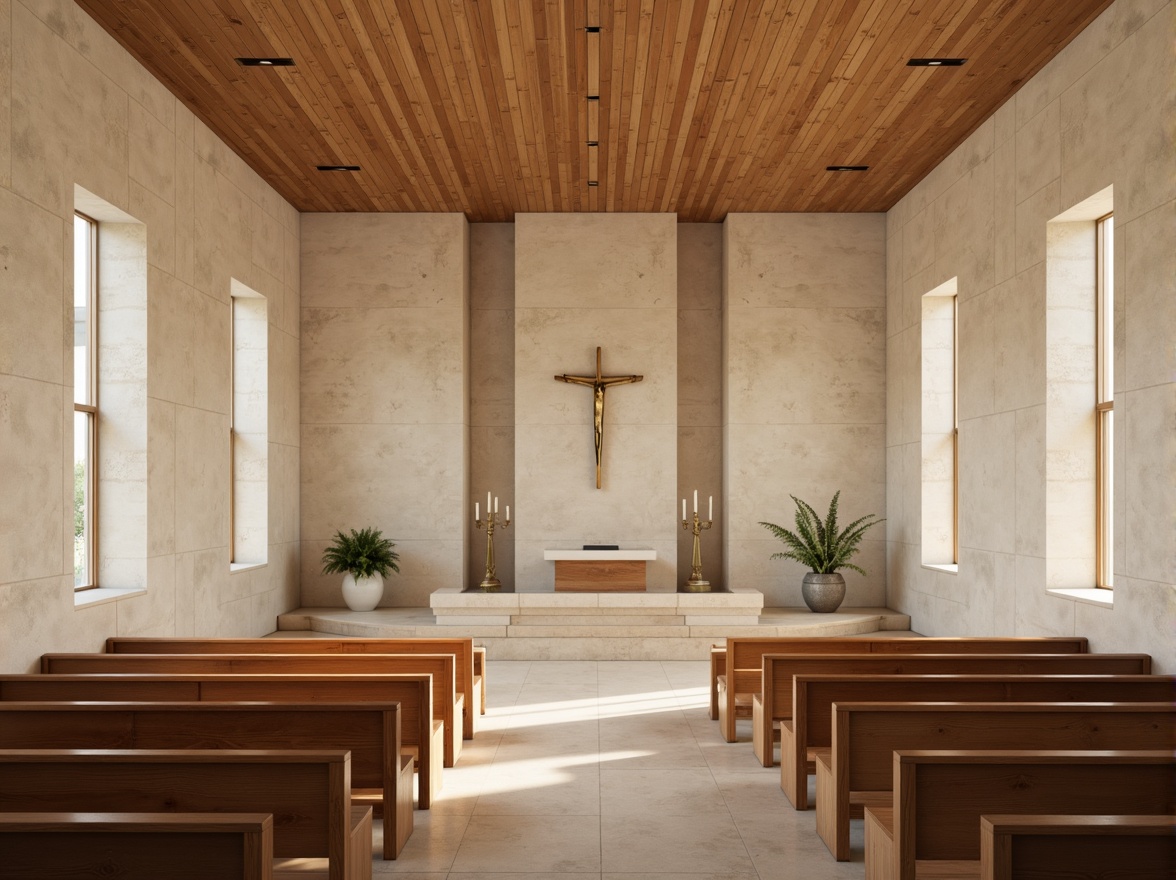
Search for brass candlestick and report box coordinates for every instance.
[681,510,714,592]
[475,505,510,591]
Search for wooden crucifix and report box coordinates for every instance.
[555,347,643,489]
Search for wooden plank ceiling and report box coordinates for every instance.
[74,0,1114,221]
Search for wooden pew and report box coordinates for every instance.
[864,750,1176,880]
[754,651,1152,765]
[818,701,1176,862]
[709,644,725,720]
[473,646,487,715]
[0,701,413,861]
[782,673,1176,808]
[718,637,1089,742]
[0,749,370,880]
[43,651,463,769]
[0,672,440,810]
[0,812,274,880]
[979,814,1176,880]
[107,636,483,738]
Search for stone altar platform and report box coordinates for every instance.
[276,592,912,660]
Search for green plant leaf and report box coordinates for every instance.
[761,492,884,576]
[321,527,401,579]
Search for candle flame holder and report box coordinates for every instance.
[681,511,713,592]
[475,509,510,591]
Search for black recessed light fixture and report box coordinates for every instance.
[316,164,361,172]
[585,25,601,33]
[907,58,966,67]
[827,165,869,172]
[586,140,599,147]
[587,95,600,101]
[235,57,295,67]
[587,181,599,187]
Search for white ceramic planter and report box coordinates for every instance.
[341,572,384,611]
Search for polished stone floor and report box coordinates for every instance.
[372,660,864,878]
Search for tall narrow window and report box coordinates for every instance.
[1096,214,1113,588]
[73,213,98,589]
[230,281,268,567]
[921,278,958,568]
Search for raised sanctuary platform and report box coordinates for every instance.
[277,593,912,660]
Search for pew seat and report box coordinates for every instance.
[0,701,412,860]
[818,700,1176,861]
[863,750,1176,880]
[0,748,371,880]
[979,814,1176,880]
[0,812,274,880]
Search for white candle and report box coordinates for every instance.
[494,496,499,514]
[487,491,492,512]
[681,499,686,520]
[693,489,698,513]
[505,505,510,521]
[475,502,479,521]
[709,495,713,520]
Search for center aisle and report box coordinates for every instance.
[372,660,864,878]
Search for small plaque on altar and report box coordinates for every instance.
[583,544,619,550]
[544,549,656,592]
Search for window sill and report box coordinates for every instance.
[74,587,147,609]
[921,563,959,575]
[1047,587,1114,609]
[230,562,267,574]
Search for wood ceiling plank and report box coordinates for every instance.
[72,0,1118,219]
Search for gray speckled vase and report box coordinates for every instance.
[801,572,846,613]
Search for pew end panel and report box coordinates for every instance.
[0,811,275,880]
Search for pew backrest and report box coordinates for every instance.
[0,671,436,811]
[719,636,1089,741]
[0,701,406,860]
[764,652,1152,726]
[0,748,357,879]
[41,651,460,767]
[107,636,480,738]
[979,814,1176,880]
[0,811,274,880]
[894,750,1176,878]
[782,673,1176,809]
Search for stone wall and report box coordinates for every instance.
[723,214,888,607]
[0,0,301,672]
[885,0,1175,671]
[300,214,469,607]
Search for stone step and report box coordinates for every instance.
[509,614,686,626]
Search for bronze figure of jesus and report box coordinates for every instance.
[555,347,643,488]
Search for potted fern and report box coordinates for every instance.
[321,527,400,611]
[759,491,883,612]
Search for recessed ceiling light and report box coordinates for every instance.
[586,141,599,147]
[316,165,361,172]
[587,95,600,101]
[826,165,869,172]
[907,58,966,67]
[585,26,601,33]
[587,181,599,187]
[235,57,295,67]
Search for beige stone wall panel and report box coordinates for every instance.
[886,0,1174,672]
[0,188,63,383]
